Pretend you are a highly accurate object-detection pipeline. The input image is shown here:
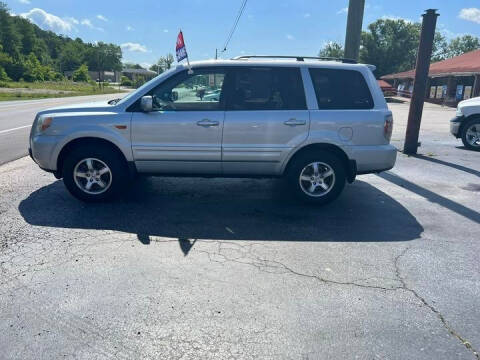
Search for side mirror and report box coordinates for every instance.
[140,95,153,112]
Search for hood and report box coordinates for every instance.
[458,96,480,108]
[458,96,480,117]
[37,100,114,116]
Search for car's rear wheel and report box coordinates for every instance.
[62,145,128,202]
[461,119,480,151]
[287,151,346,205]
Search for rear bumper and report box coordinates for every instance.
[347,144,397,174]
[450,115,464,138]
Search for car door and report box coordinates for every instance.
[222,66,310,175]
[131,68,227,174]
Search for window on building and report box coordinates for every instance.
[309,68,374,109]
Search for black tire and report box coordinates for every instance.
[461,118,480,151]
[62,144,129,202]
[287,150,346,205]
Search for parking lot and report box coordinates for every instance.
[0,99,479,359]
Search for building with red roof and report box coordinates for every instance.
[381,49,480,105]
[377,79,396,96]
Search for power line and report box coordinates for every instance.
[221,0,248,53]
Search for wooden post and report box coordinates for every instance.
[404,9,439,155]
[473,74,480,97]
[344,0,366,61]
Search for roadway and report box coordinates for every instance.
[0,93,126,165]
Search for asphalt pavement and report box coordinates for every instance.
[0,98,479,359]
[0,94,125,165]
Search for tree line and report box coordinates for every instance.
[319,18,480,77]
[0,2,122,82]
[3,1,479,84]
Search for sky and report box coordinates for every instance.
[5,0,480,68]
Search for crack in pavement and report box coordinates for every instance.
[2,227,479,359]
[394,247,480,360]
[200,241,479,359]
[198,241,404,291]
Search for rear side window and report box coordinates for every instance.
[309,68,374,109]
[226,67,306,111]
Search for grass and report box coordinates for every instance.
[0,80,125,101]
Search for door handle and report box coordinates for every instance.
[284,118,306,126]
[197,119,219,127]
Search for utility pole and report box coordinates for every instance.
[344,0,365,61]
[404,9,439,155]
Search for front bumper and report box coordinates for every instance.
[450,115,464,138]
[29,135,59,171]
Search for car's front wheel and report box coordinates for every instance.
[461,118,480,151]
[62,145,128,202]
[287,150,346,205]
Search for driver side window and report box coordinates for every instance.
[150,69,226,111]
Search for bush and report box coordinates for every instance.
[120,76,132,87]
[133,75,146,88]
[0,66,9,81]
[23,53,44,82]
[72,64,90,82]
[53,72,64,81]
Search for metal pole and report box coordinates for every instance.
[404,9,439,155]
[344,0,365,61]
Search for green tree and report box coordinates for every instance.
[445,35,480,58]
[149,63,163,74]
[318,42,344,58]
[13,17,37,56]
[123,62,144,69]
[59,41,85,72]
[23,53,45,81]
[359,19,447,77]
[86,42,122,81]
[72,64,90,82]
[0,2,20,59]
[156,53,174,72]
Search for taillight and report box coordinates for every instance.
[384,114,393,141]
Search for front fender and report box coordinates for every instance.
[49,126,133,170]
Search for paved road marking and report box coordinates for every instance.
[0,125,32,135]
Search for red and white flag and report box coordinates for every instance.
[176,31,188,62]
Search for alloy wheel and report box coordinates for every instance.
[73,158,112,195]
[298,162,336,197]
[465,123,480,147]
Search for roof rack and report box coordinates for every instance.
[231,55,357,64]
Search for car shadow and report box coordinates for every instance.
[18,177,423,255]
[455,145,480,153]
[413,154,480,178]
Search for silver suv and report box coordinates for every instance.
[29,56,396,204]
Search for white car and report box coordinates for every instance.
[451,96,480,151]
[29,55,396,204]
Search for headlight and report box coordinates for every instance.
[456,107,463,117]
[36,116,53,133]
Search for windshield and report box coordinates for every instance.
[116,67,178,105]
